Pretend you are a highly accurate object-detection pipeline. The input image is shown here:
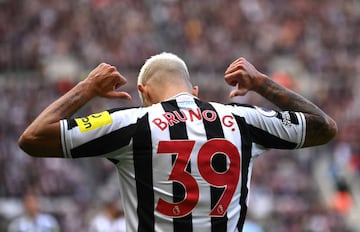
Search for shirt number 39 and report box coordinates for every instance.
[156,139,241,217]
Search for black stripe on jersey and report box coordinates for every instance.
[70,124,136,157]
[195,99,228,232]
[67,119,78,130]
[234,115,252,232]
[133,113,155,232]
[161,100,193,232]
[107,158,119,165]
[108,106,140,114]
[226,102,256,109]
[250,125,298,149]
[289,112,299,124]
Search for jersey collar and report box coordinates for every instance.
[166,92,198,101]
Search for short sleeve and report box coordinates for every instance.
[60,108,144,158]
[232,105,306,156]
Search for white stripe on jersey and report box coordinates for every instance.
[209,102,245,232]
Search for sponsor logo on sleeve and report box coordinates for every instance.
[75,111,112,132]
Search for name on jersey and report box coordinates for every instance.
[152,108,235,131]
[75,111,112,132]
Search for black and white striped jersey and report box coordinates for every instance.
[60,93,306,232]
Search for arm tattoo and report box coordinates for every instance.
[257,78,322,114]
[256,77,336,146]
[52,90,88,118]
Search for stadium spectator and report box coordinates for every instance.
[88,199,126,232]
[7,192,60,232]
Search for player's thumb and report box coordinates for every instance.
[229,88,248,98]
[106,91,132,100]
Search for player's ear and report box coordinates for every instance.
[137,83,145,93]
[138,84,151,106]
[192,85,199,97]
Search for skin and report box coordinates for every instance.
[18,58,337,157]
[24,194,40,219]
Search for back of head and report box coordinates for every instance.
[137,52,193,104]
[137,52,190,86]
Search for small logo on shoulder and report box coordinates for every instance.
[255,106,277,117]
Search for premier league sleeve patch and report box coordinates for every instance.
[75,111,112,132]
[254,106,277,117]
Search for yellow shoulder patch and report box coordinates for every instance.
[75,111,112,132]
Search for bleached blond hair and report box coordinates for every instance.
[137,52,191,103]
[137,52,190,84]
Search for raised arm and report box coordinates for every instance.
[224,57,337,147]
[18,63,131,157]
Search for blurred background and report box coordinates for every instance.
[0,0,359,231]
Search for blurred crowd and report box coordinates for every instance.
[1,0,360,231]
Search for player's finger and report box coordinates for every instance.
[117,73,128,86]
[112,73,127,89]
[224,70,244,86]
[225,58,245,75]
[225,64,238,75]
[99,63,116,74]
